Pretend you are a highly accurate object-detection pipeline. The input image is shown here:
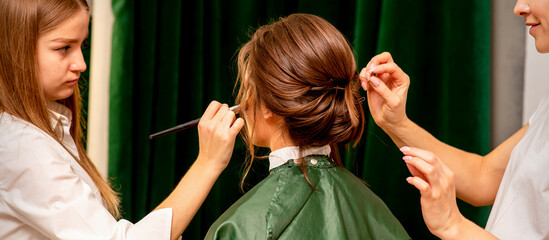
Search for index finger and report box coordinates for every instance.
[218,109,236,131]
[210,104,230,124]
[365,52,395,73]
[400,146,439,165]
[201,101,222,121]
[370,62,410,86]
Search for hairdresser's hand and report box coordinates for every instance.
[400,146,467,239]
[359,52,410,131]
[196,101,244,172]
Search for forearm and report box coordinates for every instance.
[441,217,498,240]
[150,101,242,240]
[153,158,223,240]
[383,118,487,204]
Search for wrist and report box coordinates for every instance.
[194,155,226,176]
[438,215,468,240]
[380,117,413,141]
[382,115,410,131]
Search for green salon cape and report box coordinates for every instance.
[205,155,411,240]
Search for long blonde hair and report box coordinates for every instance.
[0,0,120,218]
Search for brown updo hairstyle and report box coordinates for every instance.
[236,13,364,188]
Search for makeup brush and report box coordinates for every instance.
[149,105,239,139]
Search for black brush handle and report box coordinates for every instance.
[149,105,239,139]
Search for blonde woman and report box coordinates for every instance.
[0,0,243,239]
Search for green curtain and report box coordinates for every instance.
[107,0,490,239]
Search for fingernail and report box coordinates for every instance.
[368,66,377,76]
[402,156,412,161]
[361,80,368,90]
[370,77,380,87]
[360,68,368,79]
[365,71,372,80]
[400,146,411,152]
[406,177,412,182]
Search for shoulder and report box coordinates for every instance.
[528,95,549,125]
[318,167,411,239]
[0,112,56,146]
[326,167,400,211]
[0,112,38,139]
[205,174,282,240]
[0,112,65,160]
[0,112,76,194]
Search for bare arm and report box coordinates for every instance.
[153,101,244,240]
[360,52,526,206]
[384,118,527,206]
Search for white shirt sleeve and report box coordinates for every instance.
[0,121,172,240]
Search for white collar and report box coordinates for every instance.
[47,101,72,140]
[268,145,331,170]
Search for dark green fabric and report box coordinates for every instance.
[206,155,410,240]
[108,0,490,239]
[80,23,91,147]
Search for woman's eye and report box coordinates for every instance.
[57,46,70,53]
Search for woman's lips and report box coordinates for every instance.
[530,23,540,36]
[65,79,79,86]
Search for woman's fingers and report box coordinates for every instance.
[360,52,409,89]
[199,101,228,132]
[219,108,236,130]
[401,147,448,190]
[403,156,449,196]
[196,102,242,171]
[404,161,427,182]
[200,102,241,138]
[403,155,439,183]
[210,104,229,125]
[369,62,408,84]
[201,101,222,121]
[229,118,245,136]
[360,53,395,84]
[361,52,395,85]
[406,176,431,193]
[219,109,244,137]
[359,52,410,129]
[401,146,438,165]
[400,146,463,238]
[365,52,394,71]
[359,53,409,113]
[365,76,401,108]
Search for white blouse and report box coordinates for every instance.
[0,102,172,239]
[485,95,549,239]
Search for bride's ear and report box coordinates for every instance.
[259,103,273,119]
[263,109,273,119]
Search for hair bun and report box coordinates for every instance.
[330,78,347,89]
[236,13,365,149]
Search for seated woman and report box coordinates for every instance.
[205,13,410,240]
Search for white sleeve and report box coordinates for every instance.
[0,128,173,240]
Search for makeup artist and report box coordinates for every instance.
[0,0,243,239]
[359,0,548,239]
